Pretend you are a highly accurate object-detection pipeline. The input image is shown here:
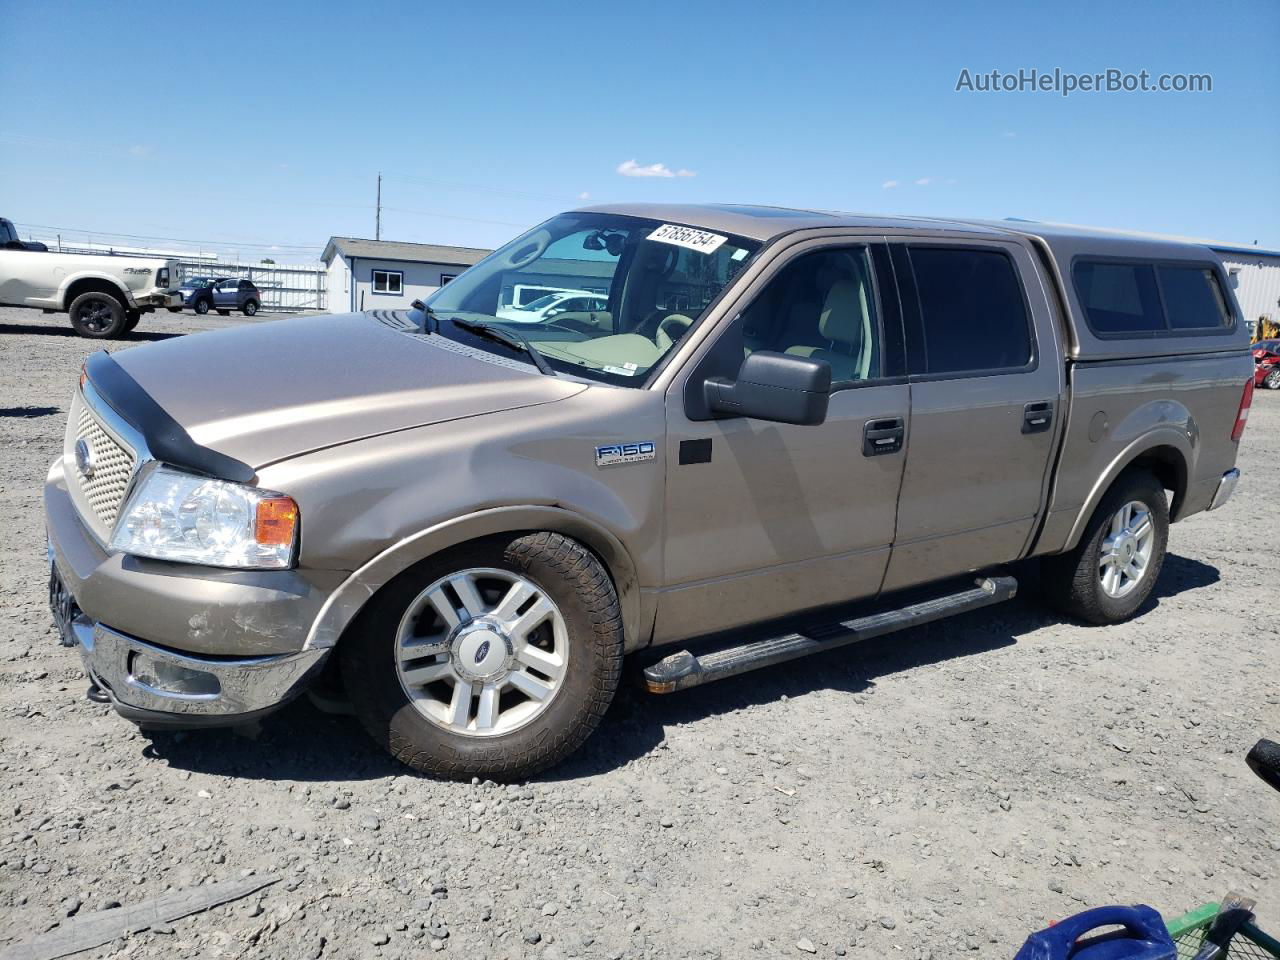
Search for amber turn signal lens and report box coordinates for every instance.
[254,497,298,547]
[79,364,88,390]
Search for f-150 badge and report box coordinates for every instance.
[596,441,655,467]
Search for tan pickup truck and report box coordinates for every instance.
[44,204,1254,779]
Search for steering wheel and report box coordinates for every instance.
[655,313,693,351]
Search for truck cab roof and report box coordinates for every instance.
[578,203,1247,362]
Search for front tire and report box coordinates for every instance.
[341,533,624,780]
[194,298,210,315]
[67,291,126,338]
[1265,368,1280,390]
[1041,469,1169,625]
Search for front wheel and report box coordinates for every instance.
[1041,469,1169,625]
[340,533,624,780]
[193,298,210,315]
[1265,368,1280,390]
[67,291,126,338]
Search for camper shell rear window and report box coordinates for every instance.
[1071,258,1234,339]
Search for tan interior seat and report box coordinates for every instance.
[784,277,872,381]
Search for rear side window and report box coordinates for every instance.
[908,247,1032,375]
[1072,261,1164,333]
[1073,259,1234,336]
[1157,265,1231,329]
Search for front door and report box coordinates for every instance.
[657,240,910,644]
[881,239,1063,591]
[214,279,238,309]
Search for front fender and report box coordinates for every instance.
[304,504,649,653]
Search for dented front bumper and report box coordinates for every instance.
[44,457,343,725]
[67,614,328,725]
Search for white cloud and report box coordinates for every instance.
[881,179,900,189]
[1002,131,1018,138]
[616,159,696,179]
[914,177,934,186]
[128,144,151,157]
[578,191,591,200]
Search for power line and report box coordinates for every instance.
[382,172,582,205]
[13,222,324,252]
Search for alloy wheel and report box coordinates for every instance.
[1098,500,1155,599]
[75,297,114,332]
[394,567,568,737]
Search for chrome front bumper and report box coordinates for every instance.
[68,614,329,725]
[1209,468,1241,511]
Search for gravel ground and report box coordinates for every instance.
[1,304,1276,960]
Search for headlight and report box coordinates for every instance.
[110,466,298,569]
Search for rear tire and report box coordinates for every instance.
[124,310,141,332]
[1265,368,1280,390]
[1041,469,1168,625]
[340,533,624,781]
[68,291,126,339]
[243,299,259,317]
[166,306,182,313]
[216,309,231,316]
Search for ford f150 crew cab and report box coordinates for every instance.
[0,236,182,337]
[43,204,1254,779]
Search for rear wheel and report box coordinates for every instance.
[1041,469,1168,624]
[123,310,141,332]
[1265,368,1280,390]
[67,291,126,338]
[243,299,259,317]
[166,306,182,313]
[341,533,623,780]
[216,309,231,316]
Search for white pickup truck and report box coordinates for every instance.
[0,220,183,338]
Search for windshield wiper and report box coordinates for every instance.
[449,318,557,377]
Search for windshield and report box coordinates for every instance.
[425,213,759,386]
[185,277,214,289]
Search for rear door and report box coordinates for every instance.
[881,237,1063,591]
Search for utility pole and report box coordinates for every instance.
[375,173,382,241]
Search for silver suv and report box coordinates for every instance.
[44,204,1253,779]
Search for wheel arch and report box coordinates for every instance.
[61,274,131,311]
[1061,431,1191,552]
[306,505,647,654]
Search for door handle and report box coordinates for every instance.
[863,417,905,456]
[1022,400,1054,434]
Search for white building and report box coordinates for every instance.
[1213,245,1280,336]
[321,237,491,312]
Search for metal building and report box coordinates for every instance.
[1212,245,1280,338]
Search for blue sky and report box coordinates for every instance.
[1,0,1277,262]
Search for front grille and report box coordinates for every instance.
[67,392,137,531]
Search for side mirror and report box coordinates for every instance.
[704,351,831,425]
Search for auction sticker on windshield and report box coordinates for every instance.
[648,223,727,254]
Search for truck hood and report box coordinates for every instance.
[111,311,586,469]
